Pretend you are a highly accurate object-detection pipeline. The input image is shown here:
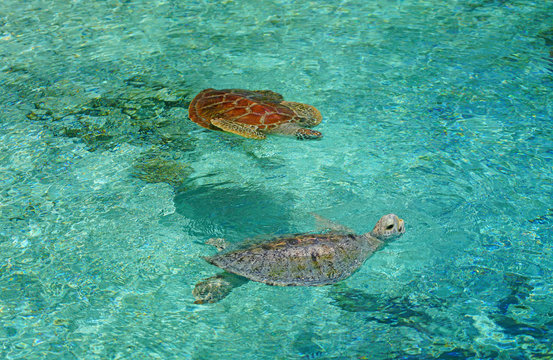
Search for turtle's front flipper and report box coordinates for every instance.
[311,213,355,234]
[193,272,248,304]
[210,118,266,139]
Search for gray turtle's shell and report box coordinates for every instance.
[205,233,376,286]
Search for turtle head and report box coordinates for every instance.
[369,214,405,242]
[281,101,322,127]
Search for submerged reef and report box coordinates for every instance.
[26,75,194,152]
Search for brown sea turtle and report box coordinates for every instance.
[193,213,405,304]
[188,88,323,139]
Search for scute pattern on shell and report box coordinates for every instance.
[188,88,298,131]
[205,233,372,286]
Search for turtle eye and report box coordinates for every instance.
[385,224,394,230]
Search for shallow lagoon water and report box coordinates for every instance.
[1,0,553,359]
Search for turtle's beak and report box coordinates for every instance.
[398,218,405,234]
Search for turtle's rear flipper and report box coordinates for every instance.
[193,272,248,304]
[205,238,228,251]
[295,128,323,140]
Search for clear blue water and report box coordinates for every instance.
[1,0,553,358]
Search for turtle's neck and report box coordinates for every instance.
[360,232,385,252]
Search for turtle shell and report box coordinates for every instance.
[188,88,298,131]
[204,233,373,286]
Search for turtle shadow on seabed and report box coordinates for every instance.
[174,181,299,242]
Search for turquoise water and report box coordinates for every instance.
[1,0,553,358]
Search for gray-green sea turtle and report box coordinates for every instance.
[193,213,405,304]
[188,88,323,139]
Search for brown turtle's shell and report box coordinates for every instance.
[188,88,299,131]
[204,233,374,286]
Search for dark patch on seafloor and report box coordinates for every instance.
[25,75,195,152]
[329,268,553,359]
[16,73,202,188]
[292,327,325,360]
[490,273,549,341]
[329,284,437,334]
[537,28,553,73]
[131,148,193,189]
[529,208,553,225]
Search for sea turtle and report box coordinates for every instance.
[188,88,323,139]
[193,213,405,304]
